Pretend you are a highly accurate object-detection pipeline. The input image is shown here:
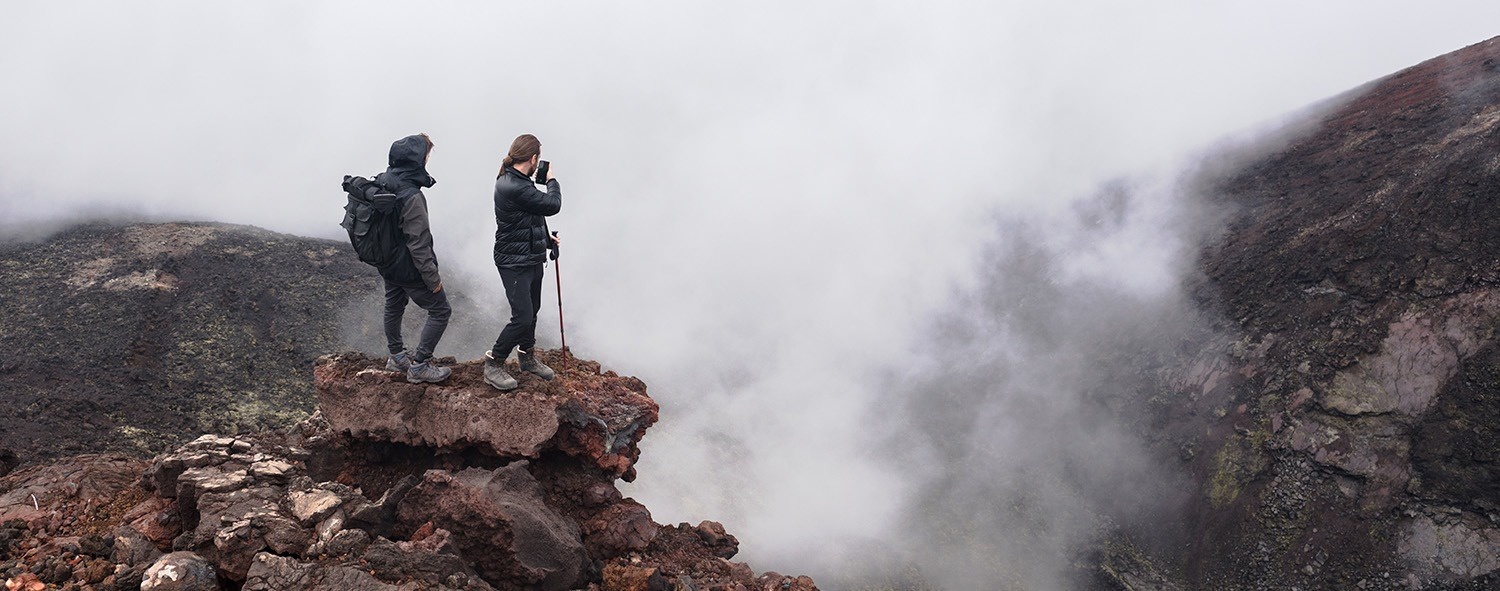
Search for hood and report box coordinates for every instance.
[384,134,436,189]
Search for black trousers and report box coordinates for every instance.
[492,263,545,359]
[383,280,451,362]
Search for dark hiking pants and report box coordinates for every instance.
[384,279,451,363]
[491,263,544,360]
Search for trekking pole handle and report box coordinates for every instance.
[549,231,560,261]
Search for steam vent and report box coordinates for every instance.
[0,350,818,590]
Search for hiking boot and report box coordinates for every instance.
[406,360,451,384]
[484,350,518,391]
[518,349,555,380]
[386,350,414,372]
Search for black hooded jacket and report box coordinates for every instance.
[493,166,561,268]
[374,135,442,289]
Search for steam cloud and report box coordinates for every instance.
[3,2,1498,589]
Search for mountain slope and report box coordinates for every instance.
[1163,35,1500,589]
[0,222,374,461]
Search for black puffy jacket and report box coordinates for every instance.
[492,166,562,268]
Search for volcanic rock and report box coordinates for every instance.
[112,524,165,567]
[140,551,218,591]
[0,454,147,525]
[314,351,658,479]
[1137,34,1500,589]
[0,348,814,590]
[581,499,659,558]
[602,563,668,591]
[396,464,588,590]
[243,550,490,591]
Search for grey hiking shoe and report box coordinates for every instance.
[518,349,555,380]
[484,350,518,391]
[489,348,525,390]
[406,360,451,384]
[386,350,414,372]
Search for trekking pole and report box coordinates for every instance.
[551,231,568,371]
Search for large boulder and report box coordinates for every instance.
[581,500,659,558]
[397,464,590,591]
[140,551,219,591]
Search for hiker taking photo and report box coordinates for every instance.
[485,133,562,391]
[341,133,453,384]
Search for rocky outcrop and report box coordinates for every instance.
[0,351,816,591]
[314,352,657,480]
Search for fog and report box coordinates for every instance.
[3,2,1498,588]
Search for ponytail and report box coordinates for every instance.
[499,134,541,177]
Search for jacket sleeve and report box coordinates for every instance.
[515,179,562,216]
[400,192,442,290]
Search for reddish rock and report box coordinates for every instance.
[692,521,739,559]
[397,464,589,591]
[123,497,179,550]
[316,355,562,458]
[582,499,658,558]
[601,564,668,591]
[314,352,658,478]
[756,573,819,591]
[0,455,147,524]
[0,351,815,591]
[2,573,44,591]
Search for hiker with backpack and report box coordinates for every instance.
[484,134,562,391]
[340,133,452,384]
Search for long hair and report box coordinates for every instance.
[500,134,541,176]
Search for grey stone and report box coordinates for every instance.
[111,525,163,567]
[141,551,219,591]
[288,489,342,524]
[249,460,294,481]
[324,528,370,557]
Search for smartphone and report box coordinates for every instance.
[535,160,551,184]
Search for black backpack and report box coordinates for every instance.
[340,175,405,268]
